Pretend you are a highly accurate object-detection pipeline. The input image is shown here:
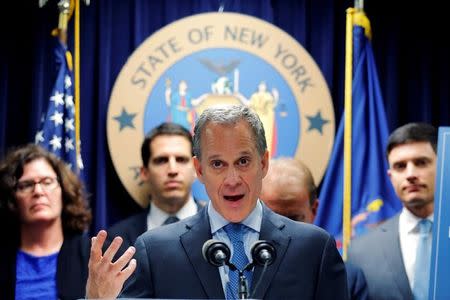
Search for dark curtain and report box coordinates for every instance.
[1,0,448,233]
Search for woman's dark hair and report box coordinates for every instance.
[0,144,91,235]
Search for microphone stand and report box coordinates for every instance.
[229,240,276,299]
[238,270,249,299]
[229,262,254,299]
[202,239,252,299]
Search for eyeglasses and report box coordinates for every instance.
[15,177,59,195]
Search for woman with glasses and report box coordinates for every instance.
[0,144,92,300]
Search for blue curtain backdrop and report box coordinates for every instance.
[1,0,448,233]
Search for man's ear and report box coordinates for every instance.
[261,150,269,178]
[387,169,392,180]
[193,156,204,183]
[140,166,149,181]
[311,199,319,219]
[386,155,393,179]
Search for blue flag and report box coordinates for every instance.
[314,13,402,248]
[35,40,82,172]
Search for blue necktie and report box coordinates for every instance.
[224,223,252,299]
[412,219,433,300]
[163,215,179,225]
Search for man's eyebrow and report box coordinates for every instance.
[206,154,221,160]
[392,155,432,163]
[152,155,168,161]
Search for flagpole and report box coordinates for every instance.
[74,0,82,172]
[343,7,355,261]
[343,0,367,260]
[53,0,72,45]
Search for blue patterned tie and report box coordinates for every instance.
[224,223,252,299]
[163,215,179,225]
[412,219,433,300]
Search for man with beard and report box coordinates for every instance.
[348,123,437,300]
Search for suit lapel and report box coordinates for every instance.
[194,197,207,212]
[380,215,413,299]
[180,208,224,299]
[252,206,290,299]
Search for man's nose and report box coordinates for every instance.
[224,167,241,187]
[405,162,418,180]
[167,158,179,175]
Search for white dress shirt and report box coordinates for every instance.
[146,195,198,230]
[398,207,434,289]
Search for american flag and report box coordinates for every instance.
[35,40,83,172]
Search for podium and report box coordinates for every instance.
[429,127,450,299]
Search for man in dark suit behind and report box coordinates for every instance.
[259,157,368,300]
[107,122,204,255]
[86,105,348,299]
[348,123,437,300]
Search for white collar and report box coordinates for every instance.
[400,207,434,234]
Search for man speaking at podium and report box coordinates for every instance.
[86,105,348,299]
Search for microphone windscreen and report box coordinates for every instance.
[251,240,276,266]
[202,239,231,267]
[202,239,219,262]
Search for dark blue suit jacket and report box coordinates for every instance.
[346,262,369,300]
[121,205,348,299]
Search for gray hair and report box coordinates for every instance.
[193,105,267,159]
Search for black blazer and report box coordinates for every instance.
[121,204,349,299]
[0,233,91,300]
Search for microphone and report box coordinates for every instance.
[251,240,276,266]
[202,239,248,298]
[249,240,276,299]
[202,239,232,267]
